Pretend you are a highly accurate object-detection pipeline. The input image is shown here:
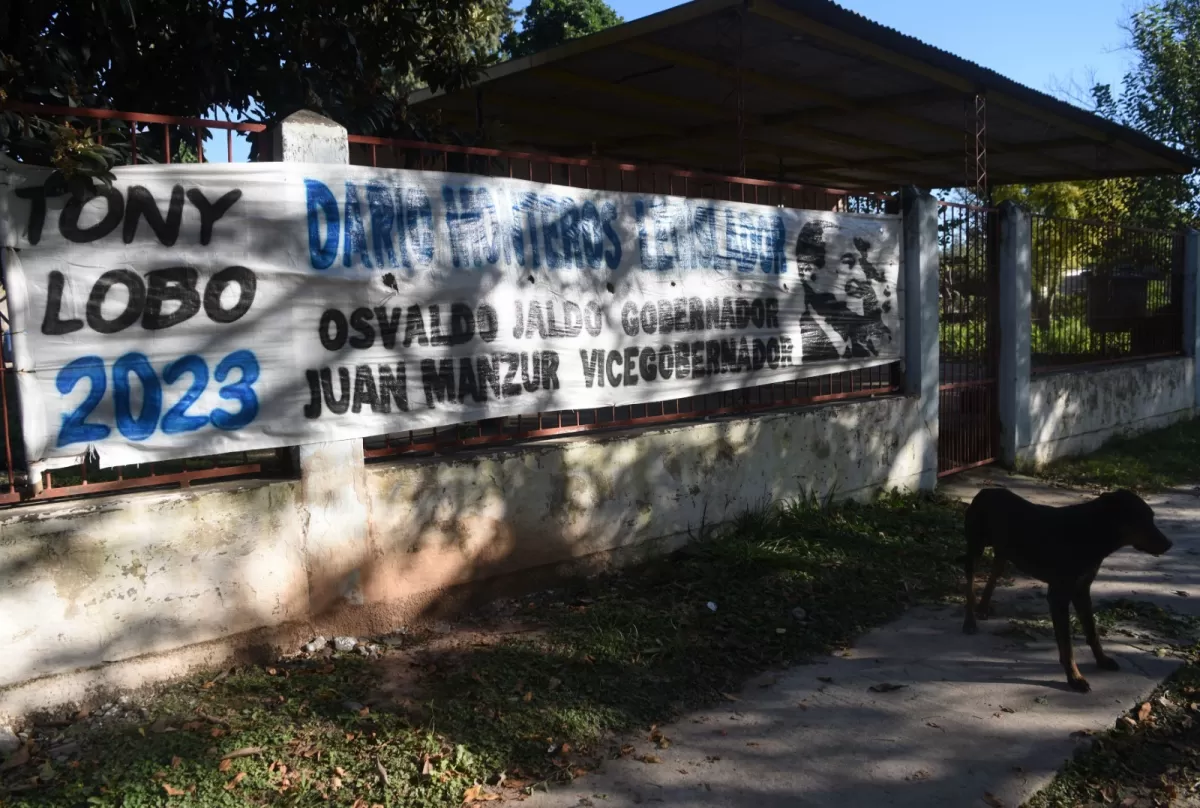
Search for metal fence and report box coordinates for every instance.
[937,201,998,475]
[0,102,901,506]
[1030,215,1184,370]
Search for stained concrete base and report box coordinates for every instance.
[529,470,1200,808]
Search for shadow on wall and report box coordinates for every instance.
[1022,358,1195,467]
[0,383,930,698]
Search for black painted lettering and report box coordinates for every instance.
[375,307,402,349]
[458,357,482,402]
[186,188,243,246]
[624,346,639,386]
[203,266,256,323]
[41,270,83,335]
[321,367,351,414]
[621,301,640,337]
[688,298,704,332]
[737,337,752,371]
[735,298,751,329]
[349,307,376,349]
[123,185,184,246]
[524,301,547,340]
[428,304,449,346]
[521,351,541,393]
[502,353,522,397]
[513,300,524,339]
[449,302,475,346]
[477,356,501,398]
[378,363,408,412]
[674,343,691,380]
[706,340,721,376]
[581,349,603,388]
[751,299,765,328]
[304,369,322,418]
[639,347,657,382]
[721,338,737,372]
[86,269,145,334]
[767,337,781,368]
[561,301,583,337]
[352,365,379,412]
[605,349,623,387]
[705,297,721,330]
[143,266,200,330]
[404,305,429,347]
[657,300,674,335]
[584,301,603,337]
[15,186,50,245]
[319,309,348,351]
[477,303,499,342]
[60,186,124,243]
[658,345,674,380]
[765,298,780,329]
[421,358,456,406]
[541,351,560,390]
[752,338,767,370]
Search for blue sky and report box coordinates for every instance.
[207,0,1141,162]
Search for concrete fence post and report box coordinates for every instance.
[901,186,939,491]
[1184,229,1200,411]
[997,201,1032,467]
[270,110,372,612]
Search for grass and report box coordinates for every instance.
[1025,607,1200,808]
[1034,417,1200,493]
[0,492,967,807]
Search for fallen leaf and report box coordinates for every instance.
[523,691,533,703]
[983,792,1005,807]
[1138,702,1152,723]
[868,683,907,693]
[925,722,943,731]
[162,783,186,797]
[358,707,370,717]
[220,746,264,761]
[331,776,343,790]
[171,756,182,769]
[720,693,741,702]
[224,772,246,791]
[218,759,232,773]
[999,706,1016,714]
[421,757,434,776]
[638,754,662,764]
[210,728,226,738]
[905,769,931,782]
[619,745,635,757]
[266,667,278,675]
[180,721,204,732]
[1,744,31,771]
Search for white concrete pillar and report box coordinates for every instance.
[1184,229,1200,410]
[271,111,371,611]
[997,201,1032,467]
[901,187,939,491]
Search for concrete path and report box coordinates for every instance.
[528,470,1200,808]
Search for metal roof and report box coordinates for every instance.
[409,0,1195,190]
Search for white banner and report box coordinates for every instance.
[0,159,902,471]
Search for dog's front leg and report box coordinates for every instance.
[1073,586,1119,672]
[1049,586,1089,692]
[963,552,978,634]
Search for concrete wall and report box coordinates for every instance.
[0,394,928,707]
[1019,357,1196,467]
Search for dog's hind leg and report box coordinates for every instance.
[962,503,985,635]
[1073,582,1119,672]
[1049,584,1089,692]
[975,555,1006,620]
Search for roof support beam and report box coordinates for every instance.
[749,0,1184,172]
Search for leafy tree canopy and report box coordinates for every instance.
[502,0,622,59]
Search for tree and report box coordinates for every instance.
[1,0,516,181]
[502,0,622,60]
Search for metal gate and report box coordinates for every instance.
[937,202,999,476]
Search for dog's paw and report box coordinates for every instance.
[1068,676,1092,693]
[962,619,978,635]
[1096,656,1120,672]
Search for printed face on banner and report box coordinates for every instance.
[0,160,902,470]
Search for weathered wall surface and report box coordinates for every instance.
[0,395,928,704]
[1020,357,1195,466]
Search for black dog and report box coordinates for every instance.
[962,487,1172,693]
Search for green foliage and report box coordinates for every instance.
[1035,416,1200,491]
[502,0,623,59]
[1,0,518,180]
